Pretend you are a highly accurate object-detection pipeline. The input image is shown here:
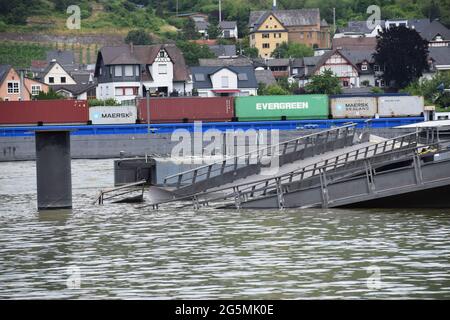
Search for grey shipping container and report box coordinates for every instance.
[377,96,424,117]
[330,97,377,118]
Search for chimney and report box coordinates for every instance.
[273,0,277,10]
[130,42,134,54]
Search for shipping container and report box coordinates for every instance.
[138,97,234,123]
[330,96,377,118]
[89,106,137,124]
[0,100,88,125]
[377,96,424,117]
[234,95,329,121]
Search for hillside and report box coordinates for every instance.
[0,0,449,36]
[0,0,448,66]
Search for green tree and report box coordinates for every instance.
[374,26,429,89]
[238,37,259,58]
[257,82,267,95]
[125,29,153,45]
[207,23,221,40]
[35,89,64,100]
[183,19,201,40]
[176,40,215,66]
[305,69,342,94]
[402,71,450,109]
[264,84,290,95]
[271,42,314,59]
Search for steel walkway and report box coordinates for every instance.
[163,123,360,197]
[143,126,441,210]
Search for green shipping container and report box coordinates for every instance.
[234,95,329,121]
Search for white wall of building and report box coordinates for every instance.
[44,63,76,85]
[96,81,141,102]
[210,69,238,89]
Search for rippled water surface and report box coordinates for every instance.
[0,159,450,299]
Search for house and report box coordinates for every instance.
[199,57,253,67]
[332,37,377,51]
[335,20,385,38]
[190,66,258,97]
[195,20,210,39]
[428,46,450,71]
[94,44,192,102]
[52,83,97,100]
[266,59,291,79]
[410,19,450,47]
[255,69,277,87]
[0,65,49,101]
[39,61,77,85]
[335,19,450,48]
[309,49,382,88]
[208,45,238,59]
[219,21,238,39]
[249,7,331,58]
[46,50,76,69]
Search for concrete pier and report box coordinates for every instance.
[35,131,72,210]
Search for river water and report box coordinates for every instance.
[0,159,449,299]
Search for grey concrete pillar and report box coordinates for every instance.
[35,131,72,210]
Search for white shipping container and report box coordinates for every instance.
[377,96,424,117]
[330,97,378,118]
[89,106,137,124]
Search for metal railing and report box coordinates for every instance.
[163,123,357,189]
[222,133,424,208]
[94,180,146,205]
[144,131,424,210]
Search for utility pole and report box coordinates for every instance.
[219,0,222,22]
[146,89,150,135]
[333,8,336,34]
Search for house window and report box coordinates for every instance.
[361,64,368,71]
[159,50,166,58]
[135,65,140,76]
[3,97,9,101]
[115,88,123,96]
[276,43,280,48]
[61,77,66,83]
[31,85,41,96]
[158,64,167,74]
[49,77,54,84]
[342,80,349,87]
[374,64,380,72]
[263,43,270,49]
[300,32,304,39]
[124,65,134,77]
[262,33,270,38]
[251,34,255,40]
[7,81,19,94]
[125,88,135,96]
[221,76,229,88]
[114,66,122,77]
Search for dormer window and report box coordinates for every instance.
[159,50,166,58]
[361,63,368,71]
